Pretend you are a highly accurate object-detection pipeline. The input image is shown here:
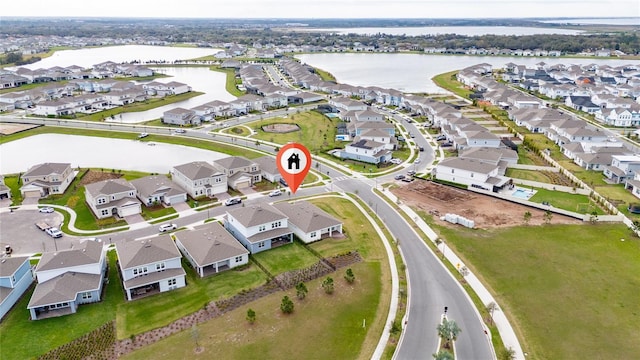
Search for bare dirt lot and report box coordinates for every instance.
[392,180,582,229]
[0,123,40,135]
[78,170,123,186]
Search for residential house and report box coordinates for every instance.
[20,162,75,198]
[252,156,282,183]
[273,201,343,244]
[565,96,600,113]
[116,236,186,301]
[604,155,640,184]
[0,175,11,200]
[130,175,187,207]
[175,222,249,277]
[172,161,227,198]
[225,204,293,254]
[340,139,393,164]
[212,156,261,190]
[287,91,323,104]
[0,257,33,321]
[27,241,105,320]
[433,158,510,192]
[84,178,142,219]
[162,107,200,126]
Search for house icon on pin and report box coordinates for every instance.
[287,153,300,170]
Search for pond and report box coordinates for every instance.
[1,134,229,175]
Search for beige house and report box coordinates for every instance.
[84,179,141,219]
[172,161,228,198]
[273,201,343,244]
[20,163,76,198]
[213,156,261,190]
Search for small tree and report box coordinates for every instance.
[498,347,516,360]
[437,318,461,349]
[246,308,256,324]
[344,268,355,283]
[543,210,553,224]
[322,276,334,294]
[523,211,532,225]
[280,296,294,314]
[295,282,308,300]
[589,211,598,224]
[433,350,454,360]
[486,302,498,325]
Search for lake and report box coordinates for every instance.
[296,53,640,93]
[539,18,640,25]
[0,134,228,175]
[296,26,584,36]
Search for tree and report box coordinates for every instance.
[437,318,461,349]
[498,347,516,360]
[523,211,532,225]
[344,268,355,283]
[280,296,294,314]
[543,210,553,224]
[589,211,598,224]
[246,308,256,324]
[322,276,334,294]
[486,302,498,325]
[295,282,308,300]
[432,350,454,360]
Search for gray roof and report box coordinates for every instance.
[28,272,101,308]
[273,201,342,233]
[213,156,256,170]
[438,157,498,174]
[459,147,503,163]
[130,175,186,199]
[252,156,279,175]
[0,256,30,277]
[227,204,287,228]
[36,241,103,272]
[173,161,222,180]
[175,222,248,267]
[85,178,135,198]
[116,236,181,269]
[23,163,70,177]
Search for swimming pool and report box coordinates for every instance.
[512,188,536,200]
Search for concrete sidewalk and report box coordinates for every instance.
[380,188,525,360]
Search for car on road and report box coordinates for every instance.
[390,158,402,165]
[407,170,416,176]
[401,177,415,183]
[39,207,54,213]
[224,197,242,206]
[173,128,186,134]
[414,158,421,164]
[268,189,282,197]
[158,223,178,232]
[138,132,149,138]
[81,237,102,242]
[45,227,63,238]
[419,146,425,152]
[394,174,405,180]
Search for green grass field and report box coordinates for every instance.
[505,168,552,183]
[436,223,640,360]
[431,71,472,98]
[529,188,606,215]
[252,241,320,275]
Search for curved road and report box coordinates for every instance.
[1,115,494,359]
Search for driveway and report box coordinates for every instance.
[22,197,40,205]
[172,202,191,212]
[124,213,146,226]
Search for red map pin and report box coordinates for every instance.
[276,143,312,194]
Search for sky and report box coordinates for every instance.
[2,0,639,19]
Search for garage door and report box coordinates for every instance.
[235,180,251,189]
[119,204,140,217]
[23,190,41,198]
[166,194,186,205]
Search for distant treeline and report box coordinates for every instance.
[1,18,638,54]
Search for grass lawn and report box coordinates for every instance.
[74,92,203,121]
[250,111,340,154]
[435,223,640,360]
[432,71,472,98]
[209,66,245,97]
[505,168,552,183]
[122,261,383,360]
[0,251,123,360]
[529,188,606,214]
[116,259,268,338]
[140,205,177,220]
[252,241,320,275]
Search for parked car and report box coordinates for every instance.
[441,142,453,147]
[39,206,54,213]
[394,174,405,180]
[436,135,446,141]
[81,237,102,242]
[138,132,149,138]
[45,227,63,238]
[36,221,51,231]
[158,223,178,232]
[402,177,415,183]
[407,170,416,176]
[225,197,242,206]
[414,158,421,164]
[173,129,186,134]
[268,189,282,197]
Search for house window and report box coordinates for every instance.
[101,209,109,216]
[310,232,317,238]
[271,221,281,229]
[156,263,166,271]
[259,225,266,232]
[451,169,455,174]
[133,267,148,276]
[235,256,243,262]
[258,242,265,248]
[97,198,106,204]
[82,292,92,300]
[168,278,176,286]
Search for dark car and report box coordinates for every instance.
[394,174,405,180]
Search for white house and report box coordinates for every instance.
[84,178,142,219]
[162,107,200,126]
[27,241,105,320]
[273,201,343,244]
[224,204,293,254]
[172,161,228,198]
[341,139,393,165]
[175,222,249,277]
[116,236,186,301]
[604,155,640,184]
[433,157,510,191]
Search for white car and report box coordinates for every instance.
[45,227,63,238]
[39,207,55,213]
[268,189,282,197]
[174,129,186,134]
[158,223,178,232]
[138,132,149,138]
